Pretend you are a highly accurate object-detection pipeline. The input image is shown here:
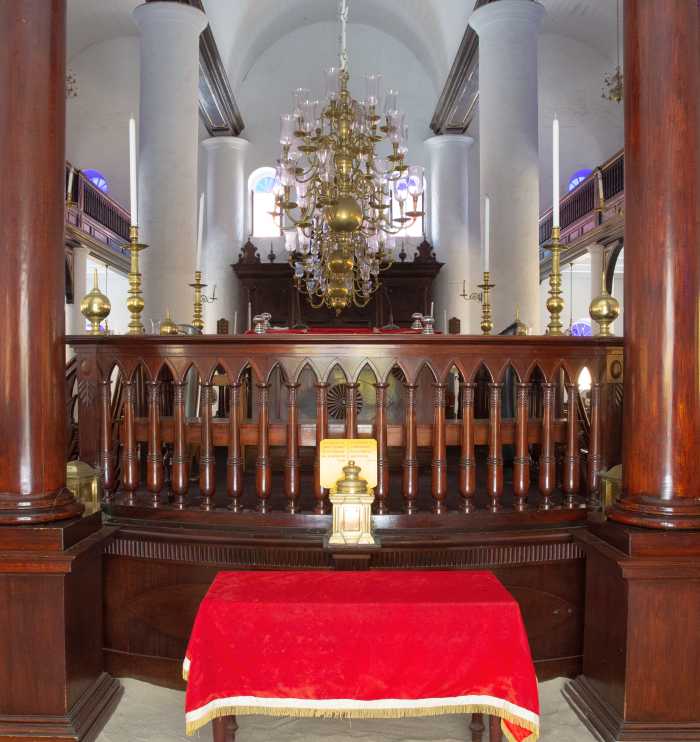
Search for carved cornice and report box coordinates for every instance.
[430,0,496,135]
[146,0,244,136]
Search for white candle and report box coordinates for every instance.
[66,166,74,202]
[443,310,448,334]
[247,301,252,331]
[552,116,560,229]
[483,195,490,273]
[233,311,238,335]
[429,301,434,318]
[129,117,138,227]
[195,192,205,272]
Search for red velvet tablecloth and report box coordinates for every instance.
[243,327,431,334]
[184,571,539,741]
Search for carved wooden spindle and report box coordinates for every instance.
[199,383,215,511]
[121,379,139,504]
[402,383,419,514]
[256,382,271,512]
[374,382,390,514]
[563,381,581,507]
[489,715,503,742]
[284,382,301,513]
[431,382,448,514]
[145,380,163,507]
[513,382,531,511]
[459,382,476,513]
[212,715,238,742]
[313,382,329,514]
[587,381,602,508]
[172,381,189,509]
[487,383,504,512]
[227,382,243,512]
[345,382,358,439]
[469,712,485,742]
[538,382,556,509]
[99,378,115,503]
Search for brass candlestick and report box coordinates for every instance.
[189,270,206,331]
[478,271,495,335]
[126,225,147,335]
[546,226,565,335]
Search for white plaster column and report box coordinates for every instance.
[425,135,475,333]
[470,0,545,333]
[201,137,249,333]
[587,242,605,334]
[133,2,207,327]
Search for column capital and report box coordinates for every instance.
[202,136,250,153]
[586,242,605,256]
[469,0,545,36]
[133,1,207,35]
[425,134,474,150]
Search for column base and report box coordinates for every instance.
[565,523,700,741]
[0,486,84,524]
[0,672,123,742]
[609,495,700,530]
[563,675,700,742]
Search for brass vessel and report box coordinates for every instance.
[80,268,111,335]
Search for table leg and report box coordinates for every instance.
[469,712,484,742]
[212,715,238,742]
[489,715,503,742]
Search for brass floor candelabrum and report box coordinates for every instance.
[546,226,565,335]
[478,272,495,335]
[189,271,206,331]
[127,225,147,334]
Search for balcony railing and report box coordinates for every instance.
[69,334,623,528]
[65,163,130,254]
[539,149,624,251]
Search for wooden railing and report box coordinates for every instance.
[69,334,623,525]
[65,163,131,252]
[539,149,624,248]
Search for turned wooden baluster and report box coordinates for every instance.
[374,382,390,514]
[285,382,300,513]
[212,715,238,742]
[587,381,602,508]
[313,382,329,514]
[99,377,115,503]
[431,381,448,514]
[402,382,419,514]
[256,381,271,512]
[199,383,215,511]
[470,712,485,742]
[513,382,531,511]
[227,382,243,512]
[538,382,556,509]
[459,382,476,513]
[121,378,139,504]
[146,380,163,507]
[487,383,504,512]
[172,380,190,509]
[489,715,503,742]
[345,382,358,439]
[563,381,581,508]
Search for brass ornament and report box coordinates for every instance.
[545,226,565,335]
[159,310,180,336]
[327,459,377,546]
[126,224,147,335]
[589,286,620,337]
[478,271,495,335]
[189,270,207,331]
[80,268,111,335]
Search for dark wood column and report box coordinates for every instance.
[610,0,700,529]
[0,0,82,523]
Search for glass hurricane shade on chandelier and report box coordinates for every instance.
[271,2,424,313]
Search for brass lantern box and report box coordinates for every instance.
[66,460,101,514]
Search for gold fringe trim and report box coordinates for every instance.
[185,701,539,739]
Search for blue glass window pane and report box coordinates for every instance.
[83,169,109,193]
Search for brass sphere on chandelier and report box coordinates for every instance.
[325,195,363,233]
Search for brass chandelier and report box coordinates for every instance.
[272,0,424,313]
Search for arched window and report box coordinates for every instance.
[83,169,109,193]
[390,173,426,238]
[571,318,593,337]
[568,168,592,192]
[249,166,280,238]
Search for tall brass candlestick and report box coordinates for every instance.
[126,225,147,334]
[478,271,495,335]
[189,270,206,331]
[546,226,565,335]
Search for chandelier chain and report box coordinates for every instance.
[338,0,349,72]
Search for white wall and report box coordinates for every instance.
[538,33,624,210]
[66,36,140,207]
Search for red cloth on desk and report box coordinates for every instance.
[184,571,539,741]
[243,327,431,334]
